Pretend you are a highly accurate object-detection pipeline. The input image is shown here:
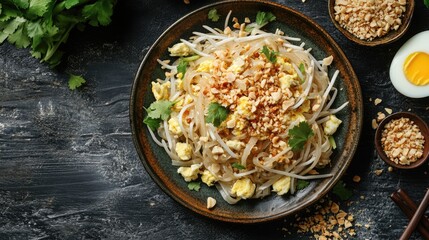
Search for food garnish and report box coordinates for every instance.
[144,100,175,131]
[296,179,310,190]
[0,0,116,67]
[205,102,229,127]
[188,181,201,191]
[260,45,277,63]
[288,121,315,151]
[208,8,220,22]
[68,74,86,90]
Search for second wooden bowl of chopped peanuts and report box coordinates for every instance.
[328,0,415,46]
[375,112,429,169]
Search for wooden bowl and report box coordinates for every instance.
[375,112,429,169]
[328,0,415,46]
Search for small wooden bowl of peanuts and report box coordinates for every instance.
[328,0,415,46]
[375,112,429,169]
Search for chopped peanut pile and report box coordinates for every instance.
[381,117,425,165]
[333,0,407,41]
[287,199,357,239]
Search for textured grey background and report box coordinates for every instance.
[1,0,429,239]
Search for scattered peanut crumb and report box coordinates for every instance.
[388,166,393,172]
[360,195,365,200]
[352,175,361,183]
[374,98,382,105]
[207,197,216,209]
[374,169,384,176]
[377,112,386,122]
[385,108,393,114]
[371,119,378,129]
[364,224,371,229]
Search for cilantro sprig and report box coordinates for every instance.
[332,180,353,201]
[288,121,314,151]
[425,0,429,8]
[231,162,245,170]
[255,11,276,26]
[0,0,116,67]
[261,46,277,63]
[188,181,201,191]
[68,74,86,90]
[177,58,188,79]
[206,102,229,127]
[143,100,175,131]
[296,179,310,190]
[208,8,220,22]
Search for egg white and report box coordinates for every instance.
[389,31,429,98]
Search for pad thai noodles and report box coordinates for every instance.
[144,11,348,204]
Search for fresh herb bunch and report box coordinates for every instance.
[0,0,116,67]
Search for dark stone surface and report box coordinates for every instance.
[1,0,428,239]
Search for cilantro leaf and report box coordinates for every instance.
[146,100,175,120]
[332,180,353,201]
[82,0,114,26]
[231,162,245,170]
[177,58,188,79]
[255,11,276,26]
[425,0,429,8]
[143,117,162,131]
[296,179,310,190]
[28,0,51,17]
[208,8,220,22]
[68,74,86,90]
[206,102,229,127]
[328,136,337,149]
[64,0,80,9]
[288,121,314,151]
[299,62,306,75]
[261,46,277,63]
[188,181,201,191]
[7,23,30,48]
[143,100,175,131]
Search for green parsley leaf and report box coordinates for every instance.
[288,121,314,151]
[425,0,429,8]
[332,180,353,201]
[82,0,114,26]
[143,117,162,131]
[28,0,51,17]
[205,102,229,127]
[188,181,201,191]
[208,8,220,22]
[68,74,86,90]
[299,62,306,75]
[231,162,245,170]
[328,136,337,149]
[64,0,80,9]
[296,179,310,190]
[177,58,188,79]
[255,11,276,26]
[146,100,175,120]
[261,46,277,63]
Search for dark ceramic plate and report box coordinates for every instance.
[130,0,363,223]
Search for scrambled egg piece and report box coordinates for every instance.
[298,99,311,113]
[175,79,183,90]
[175,142,193,161]
[201,169,217,186]
[226,140,245,151]
[177,163,201,182]
[279,73,298,91]
[196,60,213,72]
[272,176,291,195]
[323,115,342,135]
[236,96,253,119]
[291,113,306,123]
[172,94,193,112]
[151,81,170,100]
[232,117,247,136]
[168,117,182,136]
[277,58,294,74]
[168,42,192,57]
[231,178,256,199]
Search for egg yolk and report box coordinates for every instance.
[403,52,429,86]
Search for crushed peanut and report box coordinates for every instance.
[381,117,425,165]
[374,98,382,106]
[334,0,407,41]
[374,169,384,176]
[207,197,216,209]
[385,108,393,114]
[352,175,361,183]
[371,119,378,130]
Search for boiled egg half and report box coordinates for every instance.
[389,31,429,98]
